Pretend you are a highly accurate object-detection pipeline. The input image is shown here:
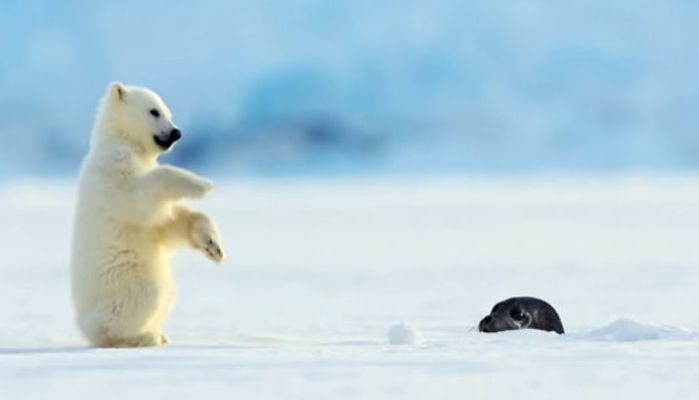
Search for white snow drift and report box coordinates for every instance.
[2,176,699,399]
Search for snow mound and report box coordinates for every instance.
[583,319,694,342]
[387,322,424,345]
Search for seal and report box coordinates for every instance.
[478,297,564,334]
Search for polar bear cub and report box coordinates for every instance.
[71,82,226,347]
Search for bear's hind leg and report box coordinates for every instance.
[78,282,170,348]
[79,308,167,348]
[107,331,165,348]
[95,332,166,348]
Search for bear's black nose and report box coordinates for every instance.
[170,128,182,141]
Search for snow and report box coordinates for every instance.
[580,319,696,342]
[387,323,424,345]
[1,175,699,399]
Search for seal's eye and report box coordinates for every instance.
[510,308,525,320]
[150,109,160,118]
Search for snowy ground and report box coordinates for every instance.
[1,176,699,399]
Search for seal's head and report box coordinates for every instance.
[479,297,564,334]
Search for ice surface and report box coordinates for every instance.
[1,176,699,399]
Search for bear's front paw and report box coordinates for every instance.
[202,236,225,263]
[187,177,214,199]
[191,216,226,263]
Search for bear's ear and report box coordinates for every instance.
[108,81,127,102]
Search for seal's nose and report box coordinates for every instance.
[170,128,182,142]
[479,315,492,331]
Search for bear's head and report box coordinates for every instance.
[97,82,182,157]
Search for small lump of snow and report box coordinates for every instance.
[388,322,424,345]
[584,318,693,342]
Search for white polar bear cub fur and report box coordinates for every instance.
[71,82,226,347]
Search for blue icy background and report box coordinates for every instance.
[1,0,699,178]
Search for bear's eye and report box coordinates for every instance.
[149,109,160,118]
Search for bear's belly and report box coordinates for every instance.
[72,219,173,312]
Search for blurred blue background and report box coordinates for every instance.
[1,0,699,178]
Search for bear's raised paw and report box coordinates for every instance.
[191,215,226,263]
